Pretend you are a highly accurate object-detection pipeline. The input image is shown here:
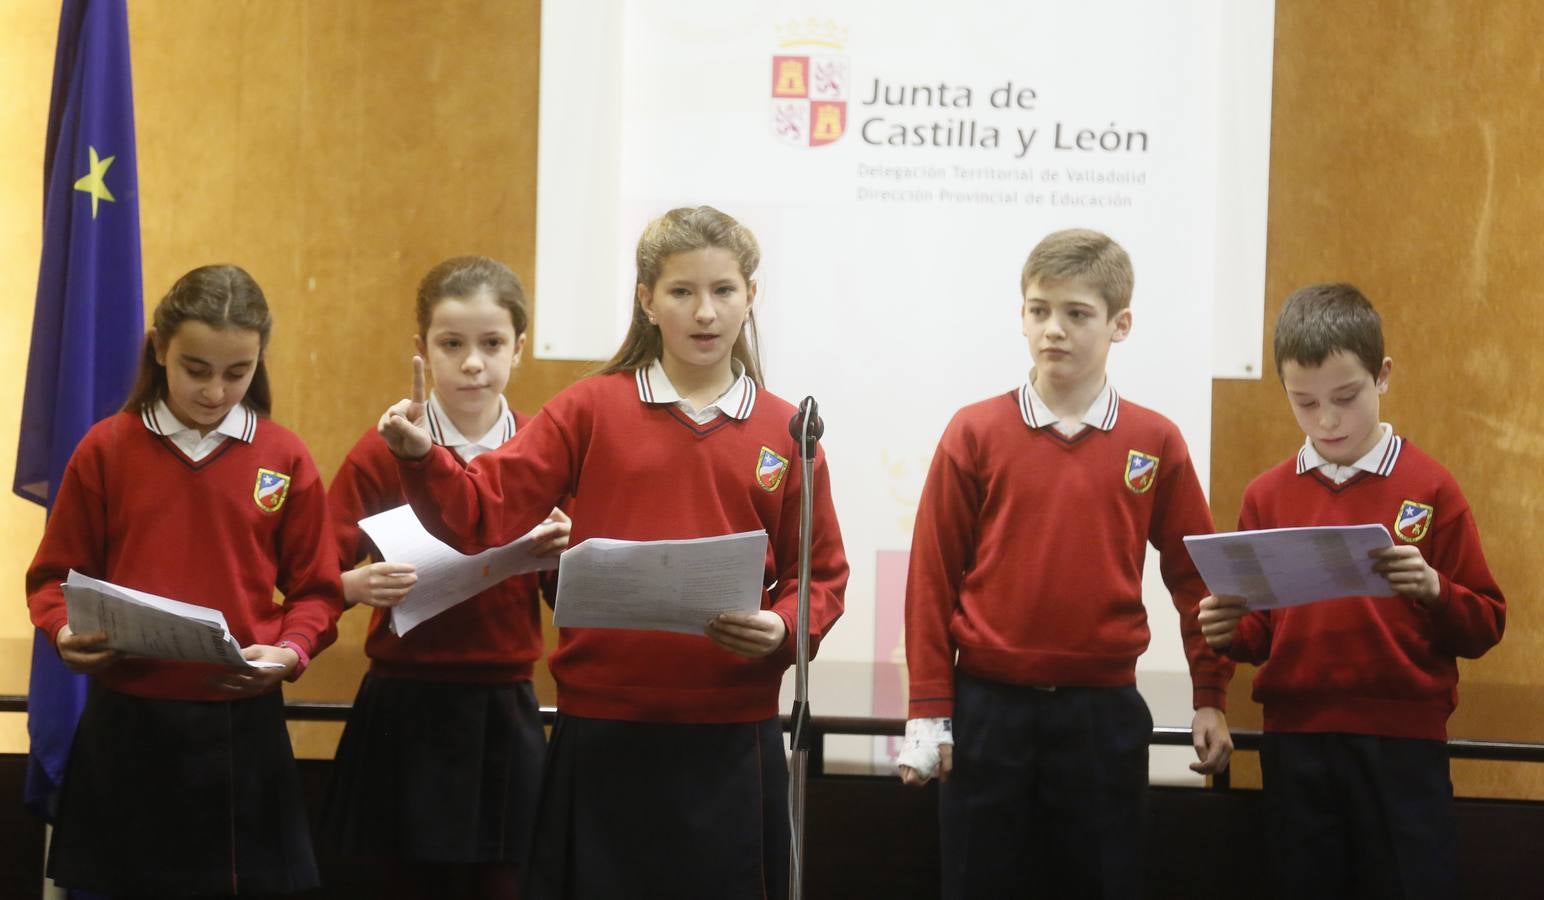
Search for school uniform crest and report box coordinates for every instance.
[253,468,291,512]
[1123,450,1159,494]
[1395,500,1434,543]
[756,446,790,492]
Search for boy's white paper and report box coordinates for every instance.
[357,504,559,636]
[62,570,282,668]
[552,530,768,634]
[1183,524,1396,610]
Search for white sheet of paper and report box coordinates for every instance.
[357,504,559,636]
[552,530,768,634]
[62,570,282,668]
[1183,524,1396,610]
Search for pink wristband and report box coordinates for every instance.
[275,639,310,679]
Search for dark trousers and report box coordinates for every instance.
[941,674,1152,900]
[1262,732,1458,900]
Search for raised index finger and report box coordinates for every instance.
[410,355,427,404]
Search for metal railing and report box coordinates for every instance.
[5,694,1543,790]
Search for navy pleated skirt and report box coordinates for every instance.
[322,674,545,866]
[48,683,317,896]
[525,714,789,900]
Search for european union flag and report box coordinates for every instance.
[14,0,144,821]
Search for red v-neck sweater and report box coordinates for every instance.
[905,390,1232,718]
[28,411,344,701]
[330,422,545,682]
[1226,440,1505,740]
[399,371,849,723]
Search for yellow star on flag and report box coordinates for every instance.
[73,145,116,219]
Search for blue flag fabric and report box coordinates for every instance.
[14,0,144,821]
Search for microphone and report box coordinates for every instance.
[788,397,823,457]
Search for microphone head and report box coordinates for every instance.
[789,398,824,444]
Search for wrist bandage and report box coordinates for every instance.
[896,717,954,778]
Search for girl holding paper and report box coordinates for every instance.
[321,256,569,899]
[25,264,343,896]
[379,207,849,899]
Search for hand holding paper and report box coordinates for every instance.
[529,507,572,558]
[1370,544,1441,607]
[54,624,120,675]
[342,562,419,609]
[1183,524,1396,611]
[705,609,787,657]
[62,571,283,670]
[212,643,300,695]
[552,531,768,635]
[1198,594,1250,649]
[357,504,561,636]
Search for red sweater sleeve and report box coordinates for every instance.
[765,445,848,665]
[328,448,384,569]
[273,450,346,660]
[904,417,979,718]
[26,439,108,644]
[1424,488,1505,659]
[400,406,576,554]
[1149,431,1234,710]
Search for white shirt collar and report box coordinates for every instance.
[141,400,256,462]
[424,391,517,463]
[635,358,758,422]
[1017,374,1120,435]
[1296,422,1402,481]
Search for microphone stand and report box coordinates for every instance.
[787,396,821,900]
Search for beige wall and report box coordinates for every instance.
[1,1,1540,793]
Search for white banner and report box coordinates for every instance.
[536,0,1274,776]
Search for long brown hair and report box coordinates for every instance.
[598,205,765,385]
[121,264,274,415]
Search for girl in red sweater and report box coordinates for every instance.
[322,256,568,899]
[27,264,343,896]
[380,206,849,899]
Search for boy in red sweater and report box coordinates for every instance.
[901,228,1234,898]
[1199,282,1505,899]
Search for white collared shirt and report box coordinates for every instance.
[423,391,518,463]
[1017,373,1120,438]
[1296,422,1402,484]
[141,399,257,462]
[634,359,758,424]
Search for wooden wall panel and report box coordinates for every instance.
[2,1,1540,793]
[0,1,60,704]
[1213,0,1544,798]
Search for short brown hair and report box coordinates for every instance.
[1272,283,1384,378]
[123,264,273,416]
[1020,228,1134,316]
[416,256,529,337]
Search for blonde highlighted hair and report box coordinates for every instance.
[599,205,764,385]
